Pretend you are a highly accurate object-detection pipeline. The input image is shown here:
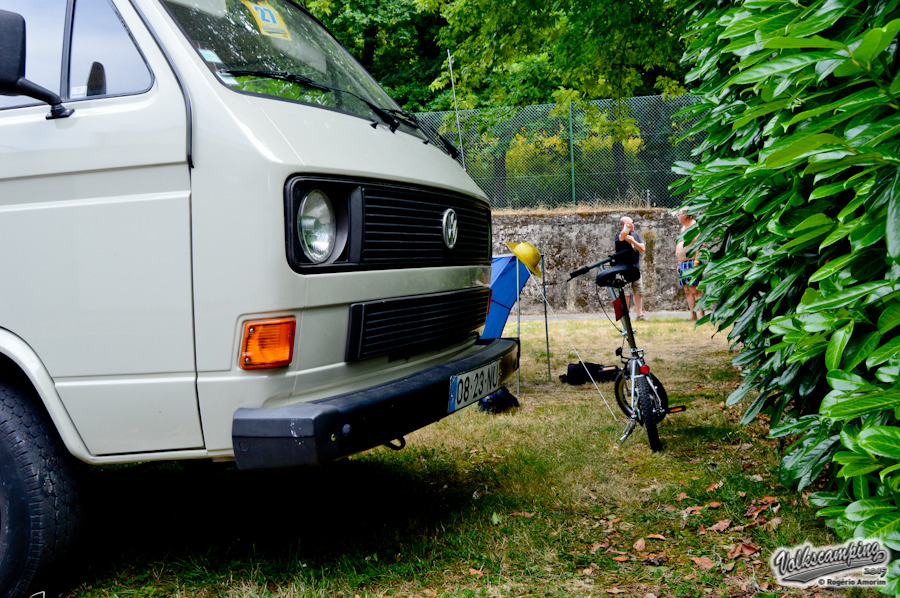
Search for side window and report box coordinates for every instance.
[0,1,67,109]
[68,0,152,99]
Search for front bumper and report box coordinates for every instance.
[232,337,519,469]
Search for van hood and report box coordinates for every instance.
[254,98,486,200]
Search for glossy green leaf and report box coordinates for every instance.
[805,281,891,311]
[855,512,900,551]
[732,52,842,84]
[859,426,900,459]
[851,19,900,64]
[878,303,900,335]
[764,133,845,168]
[889,174,900,263]
[763,36,845,50]
[839,462,885,477]
[810,253,856,282]
[821,389,900,420]
[826,323,854,370]
[846,498,894,521]
[867,337,900,368]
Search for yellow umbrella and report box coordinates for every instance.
[505,241,542,277]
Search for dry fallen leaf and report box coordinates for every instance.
[706,481,722,492]
[722,562,735,572]
[748,474,764,482]
[738,491,747,498]
[765,517,783,531]
[646,533,666,541]
[690,556,716,570]
[589,542,604,555]
[728,543,761,559]
[612,555,630,562]
[511,511,536,518]
[745,503,769,519]
[468,568,483,579]
[425,590,437,598]
[675,492,689,501]
[633,538,646,551]
[708,518,732,532]
[642,554,669,566]
[761,495,779,504]
[606,588,626,595]
[706,501,723,509]
[582,567,594,575]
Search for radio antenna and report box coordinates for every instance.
[447,50,466,171]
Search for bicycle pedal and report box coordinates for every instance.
[619,419,638,443]
[666,405,687,414]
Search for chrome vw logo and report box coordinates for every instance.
[442,208,458,249]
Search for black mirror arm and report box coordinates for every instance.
[3,78,74,119]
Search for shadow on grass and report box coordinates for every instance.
[59,455,490,593]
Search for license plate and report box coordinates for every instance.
[448,360,500,413]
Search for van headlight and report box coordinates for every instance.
[298,189,336,263]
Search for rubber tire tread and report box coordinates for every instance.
[636,377,662,452]
[0,383,81,598]
[614,372,667,421]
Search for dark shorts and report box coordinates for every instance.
[678,260,703,287]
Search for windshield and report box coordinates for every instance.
[160,0,417,132]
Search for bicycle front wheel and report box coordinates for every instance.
[637,376,663,452]
[614,372,668,421]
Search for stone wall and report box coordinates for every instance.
[491,209,685,314]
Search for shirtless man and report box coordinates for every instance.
[675,208,704,320]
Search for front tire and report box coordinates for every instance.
[636,377,663,452]
[0,383,81,598]
[614,371,667,420]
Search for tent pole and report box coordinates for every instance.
[542,254,550,381]
[516,256,520,396]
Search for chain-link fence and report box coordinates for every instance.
[416,94,701,210]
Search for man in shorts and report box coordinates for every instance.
[676,207,705,320]
[615,215,646,320]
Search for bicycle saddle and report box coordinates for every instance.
[595,264,640,288]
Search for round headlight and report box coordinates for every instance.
[298,189,336,264]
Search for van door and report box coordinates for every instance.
[0,0,201,455]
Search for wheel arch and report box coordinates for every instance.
[0,328,92,463]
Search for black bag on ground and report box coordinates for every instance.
[559,362,620,385]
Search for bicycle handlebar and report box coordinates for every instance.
[567,249,631,280]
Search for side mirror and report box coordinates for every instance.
[0,9,73,119]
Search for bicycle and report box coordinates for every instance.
[568,251,685,451]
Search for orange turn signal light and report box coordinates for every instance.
[240,317,296,370]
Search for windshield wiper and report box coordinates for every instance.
[383,108,461,160]
[222,69,401,132]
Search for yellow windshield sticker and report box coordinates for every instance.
[239,0,291,40]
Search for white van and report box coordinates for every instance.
[0,0,518,594]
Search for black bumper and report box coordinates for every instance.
[232,338,519,469]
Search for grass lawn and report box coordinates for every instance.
[61,317,851,598]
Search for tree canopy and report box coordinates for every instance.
[308,0,690,125]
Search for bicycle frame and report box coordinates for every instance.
[598,263,647,420]
[567,250,684,450]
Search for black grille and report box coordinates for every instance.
[346,288,491,362]
[361,187,490,266]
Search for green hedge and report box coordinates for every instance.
[677,0,900,593]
